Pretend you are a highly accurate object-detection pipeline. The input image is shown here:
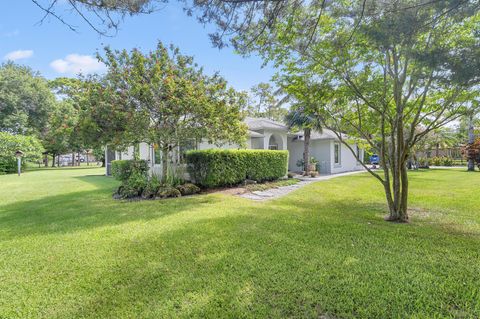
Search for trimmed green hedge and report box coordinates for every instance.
[186,149,288,188]
[111,160,149,182]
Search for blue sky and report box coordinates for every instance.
[0,1,275,91]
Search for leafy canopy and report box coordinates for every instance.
[89,42,247,151]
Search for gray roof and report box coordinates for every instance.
[244,117,345,141]
[291,129,341,141]
[244,117,289,131]
[247,130,264,138]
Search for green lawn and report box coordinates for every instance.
[0,168,479,318]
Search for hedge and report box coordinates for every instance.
[111,160,149,182]
[186,149,288,188]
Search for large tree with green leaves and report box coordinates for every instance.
[247,82,288,121]
[184,0,479,222]
[92,42,247,181]
[0,62,56,136]
[42,100,78,167]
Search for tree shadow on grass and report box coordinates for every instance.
[25,166,104,172]
[0,186,221,241]
[52,199,480,319]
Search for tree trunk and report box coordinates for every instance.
[303,128,311,175]
[86,152,89,166]
[57,155,60,167]
[44,154,48,167]
[436,143,440,157]
[161,147,169,184]
[467,114,475,171]
[51,153,56,167]
[386,67,409,223]
[77,152,81,166]
[71,152,75,167]
[384,159,409,222]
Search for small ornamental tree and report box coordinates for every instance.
[93,42,247,182]
[464,137,480,170]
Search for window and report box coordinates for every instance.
[334,143,341,165]
[268,145,278,150]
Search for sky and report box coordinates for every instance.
[0,1,275,91]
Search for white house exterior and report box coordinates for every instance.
[105,117,364,176]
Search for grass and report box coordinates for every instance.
[245,178,300,192]
[0,167,479,318]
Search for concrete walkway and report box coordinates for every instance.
[239,170,366,201]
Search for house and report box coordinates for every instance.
[105,117,364,176]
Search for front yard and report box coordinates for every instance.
[0,167,479,318]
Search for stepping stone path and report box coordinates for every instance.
[238,170,366,201]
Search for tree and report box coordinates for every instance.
[92,42,247,182]
[30,0,159,36]
[247,83,288,121]
[422,127,460,158]
[192,1,479,222]
[0,62,56,136]
[461,100,480,171]
[91,146,106,167]
[0,132,44,173]
[42,100,78,167]
[285,106,323,175]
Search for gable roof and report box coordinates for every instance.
[290,129,344,141]
[247,130,264,138]
[244,117,348,141]
[244,117,289,131]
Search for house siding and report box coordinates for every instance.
[310,140,332,174]
[106,117,364,177]
[330,142,364,174]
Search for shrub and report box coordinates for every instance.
[418,157,430,168]
[186,149,288,188]
[429,157,454,167]
[431,157,442,166]
[111,160,149,199]
[111,160,148,182]
[296,156,318,169]
[442,157,453,166]
[117,172,148,199]
[245,150,289,182]
[142,175,162,199]
[176,183,201,196]
[157,185,181,199]
[166,164,185,187]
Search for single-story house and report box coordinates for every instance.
[105,117,364,176]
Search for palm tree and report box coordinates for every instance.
[426,127,459,157]
[285,106,323,175]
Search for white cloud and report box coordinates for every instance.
[50,54,105,75]
[4,50,33,61]
[2,29,20,37]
